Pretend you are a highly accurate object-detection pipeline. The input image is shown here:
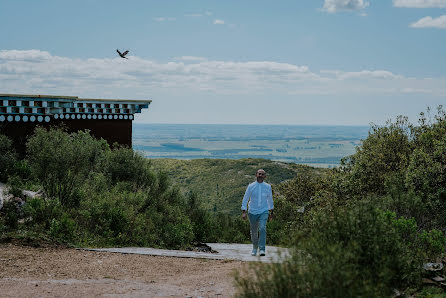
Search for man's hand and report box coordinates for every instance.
[242,210,247,220]
[268,211,274,222]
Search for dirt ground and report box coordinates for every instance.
[0,243,248,297]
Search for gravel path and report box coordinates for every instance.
[0,243,247,297]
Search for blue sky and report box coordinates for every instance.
[1,0,445,125]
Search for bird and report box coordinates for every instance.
[117,49,129,59]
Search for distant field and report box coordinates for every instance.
[133,124,369,168]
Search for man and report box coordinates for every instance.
[241,169,274,256]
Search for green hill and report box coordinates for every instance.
[149,158,325,215]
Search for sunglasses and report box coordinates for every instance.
[257,172,266,176]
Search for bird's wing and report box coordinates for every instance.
[122,50,129,56]
[117,49,122,55]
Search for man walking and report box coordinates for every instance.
[241,169,274,256]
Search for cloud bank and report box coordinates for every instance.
[322,0,370,13]
[0,50,445,99]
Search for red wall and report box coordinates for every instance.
[0,119,132,155]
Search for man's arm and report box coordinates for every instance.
[241,184,251,220]
[267,185,274,221]
[241,184,251,211]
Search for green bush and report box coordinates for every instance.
[209,214,249,243]
[236,201,425,297]
[0,200,20,229]
[418,229,446,257]
[405,110,446,230]
[186,192,214,243]
[104,146,155,190]
[49,213,77,243]
[6,175,24,199]
[0,134,17,182]
[335,116,413,197]
[81,194,134,245]
[23,197,64,230]
[269,174,327,245]
[26,127,109,207]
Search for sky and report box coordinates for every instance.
[1,0,445,126]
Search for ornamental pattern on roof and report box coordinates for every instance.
[0,94,151,123]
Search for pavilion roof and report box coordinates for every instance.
[0,93,151,123]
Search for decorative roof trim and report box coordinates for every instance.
[0,94,152,103]
[0,94,151,123]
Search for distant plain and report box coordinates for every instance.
[133,124,370,168]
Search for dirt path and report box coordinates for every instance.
[0,243,247,297]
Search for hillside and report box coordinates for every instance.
[149,158,326,215]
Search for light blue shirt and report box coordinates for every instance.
[241,181,274,215]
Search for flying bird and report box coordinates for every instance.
[117,49,129,59]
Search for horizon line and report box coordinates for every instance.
[133,122,371,127]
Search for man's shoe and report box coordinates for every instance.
[259,250,265,256]
[251,247,258,256]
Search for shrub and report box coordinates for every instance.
[49,213,77,243]
[0,200,20,230]
[270,174,327,245]
[23,197,64,230]
[209,214,249,243]
[26,127,109,207]
[0,134,17,182]
[336,116,413,197]
[405,111,446,230]
[76,189,137,246]
[186,192,214,243]
[103,146,156,192]
[236,201,425,297]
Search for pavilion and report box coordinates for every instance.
[0,94,152,154]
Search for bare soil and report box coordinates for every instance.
[0,243,246,297]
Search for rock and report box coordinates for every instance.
[422,278,436,284]
[188,243,219,254]
[423,262,444,271]
[392,288,401,297]
[22,189,44,199]
[432,276,445,282]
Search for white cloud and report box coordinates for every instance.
[410,15,446,28]
[321,70,403,80]
[0,50,445,99]
[0,49,52,61]
[400,87,434,93]
[213,19,225,25]
[322,0,370,13]
[393,0,446,8]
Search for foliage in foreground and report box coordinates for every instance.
[0,127,215,248]
[236,201,445,297]
[236,108,446,297]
